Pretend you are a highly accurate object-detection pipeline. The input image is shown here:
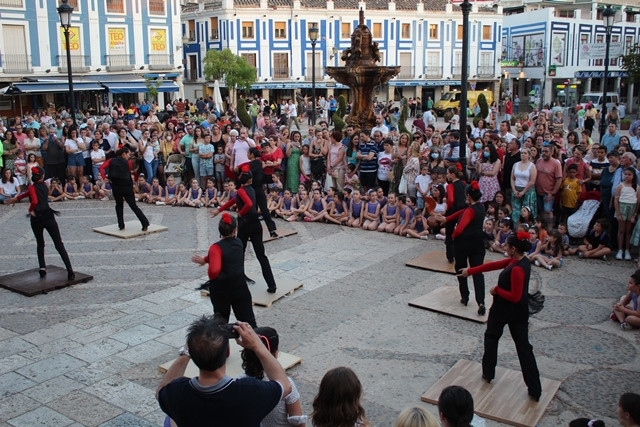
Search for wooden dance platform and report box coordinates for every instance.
[263,225,297,243]
[201,277,304,308]
[159,339,302,378]
[421,359,561,427]
[0,265,93,297]
[409,286,489,323]
[93,221,168,239]
[406,251,456,274]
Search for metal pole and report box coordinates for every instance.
[64,27,76,126]
[459,0,471,172]
[599,28,611,143]
[311,39,317,126]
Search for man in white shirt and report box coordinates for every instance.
[423,108,435,127]
[371,114,389,136]
[287,99,300,131]
[449,108,460,131]
[499,120,516,142]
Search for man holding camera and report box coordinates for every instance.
[157,317,291,426]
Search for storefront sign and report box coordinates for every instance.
[108,28,126,50]
[60,26,80,51]
[580,42,623,59]
[151,29,166,52]
[574,71,628,78]
[548,65,556,76]
[501,60,520,67]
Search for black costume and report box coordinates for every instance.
[468,257,542,399]
[444,179,467,263]
[205,236,256,327]
[219,185,277,292]
[446,202,486,307]
[16,180,73,278]
[249,158,277,235]
[100,156,149,230]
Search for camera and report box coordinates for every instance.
[220,323,239,339]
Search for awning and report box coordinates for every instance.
[7,82,104,94]
[102,80,179,94]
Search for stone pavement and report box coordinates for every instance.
[0,201,638,426]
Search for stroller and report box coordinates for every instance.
[164,153,186,186]
[567,190,602,238]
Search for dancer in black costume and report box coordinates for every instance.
[9,166,75,280]
[438,180,486,315]
[211,170,278,293]
[459,232,542,401]
[192,212,256,327]
[444,164,467,263]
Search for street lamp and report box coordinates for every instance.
[309,26,319,126]
[58,0,76,126]
[459,0,472,172]
[599,5,615,142]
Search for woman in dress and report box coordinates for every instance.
[391,133,410,193]
[510,147,538,224]
[2,129,18,172]
[402,141,421,197]
[477,143,501,204]
[459,231,542,401]
[23,128,41,167]
[327,130,346,191]
[286,131,302,192]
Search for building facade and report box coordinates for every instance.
[0,0,183,116]
[181,0,503,107]
[501,0,640,113]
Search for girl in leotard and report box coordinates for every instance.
[185,178,203,208]
[275,189,296,220]
[49,178,65,202]
[64,176,79,200]
[531,229,563,270]
[304,189,326,222]
[147,177,165,204]
[79,175,94,199]
[204,178,218,207]
[164,175,178,206]
[176,182,189,206]
[362,190,380,231]
[288,189,309,222]
[406,208,430,240]
[348,189,364,228]
[395,194,413,236]
[325,191,348,225]
[377,192,398,233]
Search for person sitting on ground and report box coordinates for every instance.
[567,218,612,259]
[63,175,80,200]
[311,366,370,427]
[612,269,640,331]
[156,317,292,427]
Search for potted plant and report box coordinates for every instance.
[621,117,632,130]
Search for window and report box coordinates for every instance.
[611,35,619,66]
[372,23,382,39]
[106,0,124,13]
[242,21,254,39]
[401,23,410,39]
[627,12,638,23]
[307,22,319,33]
[241,53,256,68]
[457,25,463,40]
[626,35,634,54]
[594,34,603,66]
[274,22,286,39]
[426,51,441,77]
[273,52,289,78]
[210,17,219,39]
[555,9,574,18]
[148,0,165,15]
[429,24,438,39]
[341,22,350,39]
[482,25,491,41]
[64,0,78,8]
[188,20,196,41]
[0,0,24,7]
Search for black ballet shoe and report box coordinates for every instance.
[67,271,75,281]
[269,230,278,238]
[141,225,148,232]
[39,269,47,278]
[118,225,125,230]
[460,298,469,306]
[267,287,277,293]
[528,391,541,402]
[482,375,493,384]
[478,304,486,316]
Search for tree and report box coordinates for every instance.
[202,49,257,98]
[332,95,347,132]
[474,93,489,127]
[398,98,409,134]
[145,78,161,101]
[236,98,252,129]
[621,43,640,85]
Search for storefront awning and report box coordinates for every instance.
[7,82,104,94]
[102,80,179,94]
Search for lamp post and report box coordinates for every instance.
[58,0,76,126]
[459,0,472,172]
[309,27,319,126]
[599,5,615,143]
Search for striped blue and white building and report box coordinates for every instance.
[501,0,640,112]
[0,0,183,116]
[181,0,503,105]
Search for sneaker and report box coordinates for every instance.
[101,197,109,201]
[534,260,540,266]
[435,234,445,240]
[156,201,166,205]
[504,252,509,257]
[625,250,632,261]
[547,264,553,271]
[616,250,623,260]
[420,235,429,240]
[287,215,297,222]
[602,254,608,262]
[621,322,629,331]
[76,195,85,199]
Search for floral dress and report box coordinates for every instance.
[286,143,301,193]
[479,161,500,203]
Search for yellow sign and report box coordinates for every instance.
[150,29,166,52]
[108,28,126,50]
[60,26,80,51]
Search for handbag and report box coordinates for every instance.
[528,290,545,315]
[398,175,408,194]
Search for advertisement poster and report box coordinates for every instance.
[524,33,544,67]
[511,35,524,62]
[151,29,166,52]
[550,32,566,66]
[108,28,126,51]
[60,26,80,51]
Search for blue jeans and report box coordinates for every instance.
[191,156,200,184]
[144,159,158,184]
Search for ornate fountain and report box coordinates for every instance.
[326,9,400,130]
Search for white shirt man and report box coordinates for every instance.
[371,115,389,136]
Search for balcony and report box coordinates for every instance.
[0,0,23,6]
[396,66,415,79]
[272,67,290,79]
[1,54,32,73]
[304,67,325,79]
[477,66,495,78]
[57,55,90,73]
[148,54,174,70]
[424,66,443,78]
[188,30,196,41]
[185,69,198,81]
[105,54,134,71]
[451,66,470,78]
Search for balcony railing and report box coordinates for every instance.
[397,66,415,79]
[105,54,134,71]
[272,67,290,79]
[0,0,23,6]
[451,66,470,78]
[188,30,196,41]
[148,54,174,70]
[1,54,32,73]
[57,55,90,73]
[477,65,495,78]
[304,67,325,79]
[210,29,219,39]
[424,66,443,78]
[185,69,198,81]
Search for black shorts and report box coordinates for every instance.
[359,171,377,188]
